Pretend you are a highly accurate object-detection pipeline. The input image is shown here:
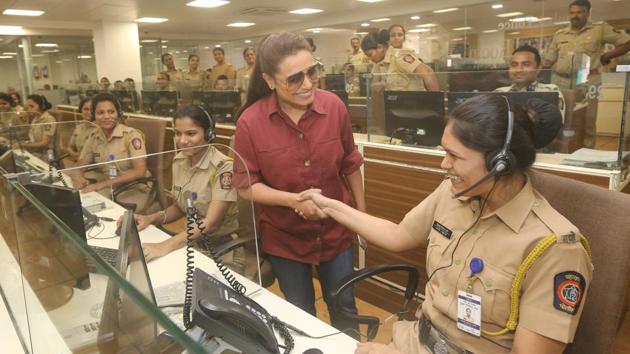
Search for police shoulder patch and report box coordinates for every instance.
[553,271,586,315]
[219,172,233,190]
[402,54,415,64]
[131,137,142,150]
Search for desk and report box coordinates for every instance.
[0,152,358,354]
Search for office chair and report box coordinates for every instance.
[328,171,630,351]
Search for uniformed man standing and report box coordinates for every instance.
[209,47,236,90]
[161,53,184,82]
[348,36,369,66]
[543,0,630,147]
[496,45,566,121]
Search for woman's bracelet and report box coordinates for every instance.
[158,210,167,225]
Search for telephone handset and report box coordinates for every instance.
[182,193,294,354]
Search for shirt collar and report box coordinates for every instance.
[263,90,325,119]
[568,21,593,34]
[510,81,539,91]
[494,178,536,233]
[173,145,223,170]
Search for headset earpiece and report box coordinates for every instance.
[485,150,515,177]
[197,105,215,142]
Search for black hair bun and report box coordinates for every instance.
[526,98,562,149]
[377,29,390,44]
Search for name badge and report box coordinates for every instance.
[432,220,453,239]
[457,290,481,337]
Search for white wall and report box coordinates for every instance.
[93,21,142,85]
[0,59,21,92]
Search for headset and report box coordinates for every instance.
[197,105,216,142]
[452,96,515,198]
[90,92,124,121]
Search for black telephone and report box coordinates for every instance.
[191,268,279,354]
[182,195,293,354]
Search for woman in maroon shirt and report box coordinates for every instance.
[233,32,365,336]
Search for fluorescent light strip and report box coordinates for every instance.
[3,9,45,16]
[370,18,391,22]
[0,56,13,59]
[433,8,459,13]
[227,22,255,27]
[408,29,430,33]
[410,16,420,20]
[483,29,499,33]
[186,0,230,8]
[492,4,503,9]
[496,12,523,18]
[2,52,17,55]
[361,23,370,27]
[453,26,472,31]
[357,0,384,3]
[289,8,323,14]
[0,26,24,35]
[35,43,58,47]
[77,55,92,59]
[140,39,159,43]
[416,23,436,28]
[136,17,168,23]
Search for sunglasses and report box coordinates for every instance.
[277,62,322,92]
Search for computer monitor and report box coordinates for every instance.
[98,210,158,352]
[325,74,345,91]
[447,69,511,92]
[191,90,241,123]
[384,91,446,147]
[0,149,16,174]
[23,182,91,290]
[141,90,178,117]
[447,91,560,113]
[112,90,138,113]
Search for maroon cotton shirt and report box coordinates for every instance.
[233,89,364,264]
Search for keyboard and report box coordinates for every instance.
[89,245,118,269]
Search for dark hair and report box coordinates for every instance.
[27,94,52,112]
[0,92,15,107]
[91,92,122,120]
[161,53,172,64]
[173,105,214,134]
[216,75,228,81]
[213,47,225,55]
[447,95,539,174]
[10,92,22,105]
[388,24,406,35]
[512,45,542,66]
[570,0,591,11]
[350,36,360,43]
[242,47,254,57]
[305,37,316,52]
[188,54,199,61]
[342,62,355,71]
[78,97,91,112]
[124,78,134,83]
[100,77,110,83]
[237,32,311,119]
[361,29,389,52]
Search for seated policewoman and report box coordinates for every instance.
[70,93,151,211]
[133,105,243,271]
[15,94,56,159]
[299,95,593,354]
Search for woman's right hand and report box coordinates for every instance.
[292,194,328,221]
[72,175,89,189]
[133,213,154,231]
[298,189,332,210]
[141,242,172,262]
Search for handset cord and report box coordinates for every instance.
[269,316,295,354]
[182,198,196,330]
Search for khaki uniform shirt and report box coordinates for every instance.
[348,50,369,65]
[236,66,254,103]
[183,70,205,90]
[171,145,238,237]
[29,111,56,144]
[494,81,567,123]
[164,68,184,82]
[372,46,425,91]
[79,123,147,177]
[68,122,97,155]
[395,178,593,353]
[209,63,237,89]
[544,21,630,76]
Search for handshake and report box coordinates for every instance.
[292,189,332,221]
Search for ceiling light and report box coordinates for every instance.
[161,40,169,43]
[140,39,159,43]
[496,12,523,18]
[41,49,59,53]
[3,9,45,16]
[355,32,368,35]
[0,26,23,35]
[35,43,58,47]
[227,22,255,27]
[357,0,384,2]
[0,56,13,59]
[410,16,421,20]
[483,29,499,33]
[492,4,503,9]
[408,28,430,33]
[361,23,370,27]
[136,17,168,23]
[55,60,63,64]
[509,16,540,22]
[77,55,92,59]
[509,31,521,35]
[451,37,464,41]
[215,44,221,47]
[313,30,320,33]
[162,45,168,48]
[554,20,570,25]
[2,52,16,55]
[433,8,459,13]
[204,46,209,49]
[416,23,437,28]
[186,0,230,8]
[370,18,390,22]
[244,39,252,43]
[453,26,472,31]
[289,8,323,15]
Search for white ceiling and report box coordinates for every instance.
[0,0,629,41]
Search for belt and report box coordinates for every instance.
[419,316,473,354]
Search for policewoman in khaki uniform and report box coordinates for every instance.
[300,95,593,354]
[71,93,151,211]
[209,47,236,89]
[18,94,56,159]
[63,97,97,162]
[181,54,205,104]
[134,105,243,270]
[543,0,630,147]
[236,47,256,104]
[162,53,184,82]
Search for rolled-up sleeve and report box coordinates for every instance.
[233,118,262,189]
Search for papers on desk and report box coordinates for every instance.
[561,148,628,168]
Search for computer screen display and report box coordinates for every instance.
[384,91,446,147]
[325,74,345,92]
[141,91,178,117]
[112,90,138,113]
[447,91,560,113]
[191,90,241,123]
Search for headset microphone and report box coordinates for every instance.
[451,96,515,199]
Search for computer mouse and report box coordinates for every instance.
[302,349,323,354]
